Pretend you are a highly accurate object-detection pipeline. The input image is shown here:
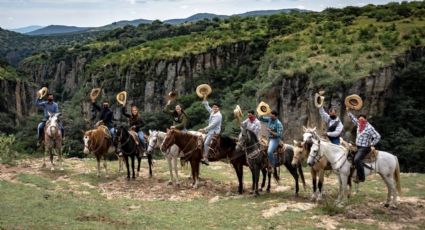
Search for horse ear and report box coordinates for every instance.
[48,112,52,117]
[149,130,152,135]
[166,128,170,133]
[293,140,298,145]
[302,126,307,132]
[57,113,62,117]
[312,127,316,132]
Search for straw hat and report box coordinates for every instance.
[90,88,101,101]
[37,87,48,99]
[196,84,212,98]
[233,105,243,120]
[314,93,325,108]
[345,94,363,110]
[256,101,272,116]
[168,91,178,100]
[116,91,127,106]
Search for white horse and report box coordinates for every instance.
[307,136,401,207]
[43,112,63,171]
[147,130,181,186]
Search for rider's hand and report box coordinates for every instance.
[199,128,205,133]
[170,126,176,129]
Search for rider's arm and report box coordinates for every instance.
[327,121,343,137]
[202,100,212,113]
[121,107,130,118]
[174,115,187,130]
[258,116,270,123]
[348,112,358,126]
[92,102,101,112]
[35,98,46,108]
[274,122,283,138]
[319,107,330,123]
[370,126,381,146]
[204,114,221,133]
[163,103,174,115]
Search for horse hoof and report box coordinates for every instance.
[266,189,270,193]
[249,191,254,195]
[384,203,390,208]
[259,188,263,192]
[255,192,260,197]
[167,181,173,186]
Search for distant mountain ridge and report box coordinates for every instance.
[9,25,43,34]
[24,8,308,36]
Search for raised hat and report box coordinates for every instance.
[196,84,212,98]
[90,88,101,101]
[38,87,48,99]
[256,101,272,116]
[116,91,127,106]
[345,94,363,110]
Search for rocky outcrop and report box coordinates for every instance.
[261,47,425,142]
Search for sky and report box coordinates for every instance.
[0,0,411,29]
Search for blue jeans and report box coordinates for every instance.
[137,131,145,147]
[109,127,115,140]
[38,121,64,139]
[329,136,340,145]
[267,138,279,167]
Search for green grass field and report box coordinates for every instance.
[1,156,424,229]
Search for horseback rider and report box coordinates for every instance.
[199,97,222,166]
[163,99,188,131]
[347,107,381,182]
[319,107,343,145]
[121,105,146,150]
[91,99,115,140]
[241,110,261,138]
[259,110,283,168]
[36,93,64,146]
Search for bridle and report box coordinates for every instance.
[116,128,137,155]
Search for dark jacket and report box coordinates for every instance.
[163,103,188,130]
[92,102,114,128]
[121,107,145,133]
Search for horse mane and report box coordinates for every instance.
[220,135,237,147]
[246,129,258,143]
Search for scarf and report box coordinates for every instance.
[248,115,256,122]
[358,120,367,133]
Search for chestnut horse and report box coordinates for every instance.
[83,125,112,177]
[161,129,203,188]
[208,134,268,194]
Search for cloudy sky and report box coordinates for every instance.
[0,0,408,29]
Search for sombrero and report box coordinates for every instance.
[233,105,243,120]
[196,84,212,98]
[256,101,271,116]
[116,91,127,106]
[38,87,48,99]
[345,94,363,110]
[168,91,178,100]
[314,93,325,108]
[90,88,101,101]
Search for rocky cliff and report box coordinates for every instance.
[260,46,425,142]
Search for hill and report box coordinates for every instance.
[9,25,43,34]
[27,25,90,35]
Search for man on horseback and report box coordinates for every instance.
[319,107,343,145]
[121,105,146,150]
[241,110,261,138]
[199,98,222,166]
[259,110,283,169]
[347,108,381,182]
[92,99,115,141]
[36,93,64,146]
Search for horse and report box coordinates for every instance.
[147,130,181,186]
[114,126,152,179]
[307,136,401,207]
[160,129,203,188]
[43,112,63,171]
[298,127,357,201]
[235,127,267,196]
[207,133,268,194]
[83,125,112,177]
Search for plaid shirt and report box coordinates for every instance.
[348,112,381,147]
[259,116,283,139]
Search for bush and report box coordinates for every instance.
[0,134,18,165]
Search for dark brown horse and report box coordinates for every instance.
[161,129,203,188]
[207,134,268,194]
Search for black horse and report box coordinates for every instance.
[207,134,267,194]
[114,126,153,179]
[236,127,269,196]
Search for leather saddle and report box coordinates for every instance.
[348,145,379,163]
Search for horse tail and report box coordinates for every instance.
[298,163,306,190]
[394,156,402,195]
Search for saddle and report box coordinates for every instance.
[260,137,286,153]
[98,125,112,139]
[348,146,379,163]
[128,130,140,145]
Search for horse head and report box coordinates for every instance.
[83,130,93,154]
[161,128,177,152]
[291,140,305,167]
[46,112,61,137]
[236,127,257,152]
[307,138,321,167]
[147,130,159,154]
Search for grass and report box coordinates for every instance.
[1,156,424,229]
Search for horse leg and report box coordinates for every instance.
[266,170,271,193]
[250,167,255,194]
[317,169,325,201]
[124,155,130,180]
[311,169,318,201]
[96,157,101,177]
[131,155,136,179]
[103,156,108,178]
[260,168,267,192]
[50,148,55,171]
[255,165,261,196]
[287,164,299,197]
[380,173,397,208]
[119,155,124,173]
[136,155,141,177]
[58,146,64,171]
[147,153,153,178]
[338,174,349,207]
[173,156,180,186]
[167,156,173,185]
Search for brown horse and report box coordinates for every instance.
[83,125,112,177]
[208,134,268,194]
[43,112,63,171]
[161,129,203,188]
